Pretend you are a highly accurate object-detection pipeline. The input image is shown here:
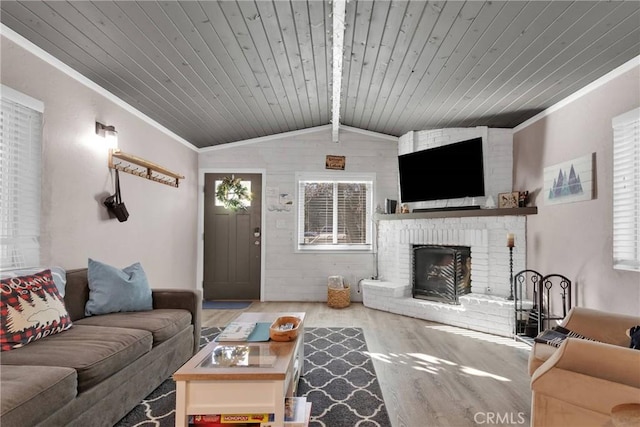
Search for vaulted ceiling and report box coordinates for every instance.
[2,1,639,148]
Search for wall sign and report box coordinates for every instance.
[543,153,594,205]
[325,155,345,170]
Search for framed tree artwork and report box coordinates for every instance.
[543,153,594,206]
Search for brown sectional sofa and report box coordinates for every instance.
[0,268,201,427]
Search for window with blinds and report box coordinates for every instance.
[0,86,44,269]
[612,107,640,272]
[296,173,373,251]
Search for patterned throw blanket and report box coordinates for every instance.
[534,326,599,348]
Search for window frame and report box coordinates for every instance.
[295,172,375,253]
[612,107,640,272]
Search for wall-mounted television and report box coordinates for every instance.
[398,137,485,203]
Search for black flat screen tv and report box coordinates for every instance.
[398,137,485,203]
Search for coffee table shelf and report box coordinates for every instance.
[173,312,305,427]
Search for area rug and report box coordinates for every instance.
[115,327,390,427]
[298,327,391,427]
[202,300,253,310]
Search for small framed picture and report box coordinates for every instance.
[498,191,519,208]
[325,155,345,170]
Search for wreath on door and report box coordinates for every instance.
[216,176,252,211]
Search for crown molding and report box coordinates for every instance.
[1,24,198,152]
[514,55,640,132]
[198,125,332,152]
[199,123,398,152]
[339,124,398,142]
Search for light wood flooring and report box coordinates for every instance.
[202,302,533,427]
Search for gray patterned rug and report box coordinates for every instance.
[299,327,391,427]
[115,327,390,427]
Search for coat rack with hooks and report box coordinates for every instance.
[108,149,185,188]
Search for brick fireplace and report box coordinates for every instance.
[361,211,532,337]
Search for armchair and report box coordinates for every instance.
[529,307,640,427]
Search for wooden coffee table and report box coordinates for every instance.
[173,312,305,427]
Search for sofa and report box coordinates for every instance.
[529,307,640,427]
[0,267,201,427]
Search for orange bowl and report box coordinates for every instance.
[269,316,301,342]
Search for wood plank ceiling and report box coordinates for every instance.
[1,1,639,148]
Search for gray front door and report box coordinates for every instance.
[203,173,262,300]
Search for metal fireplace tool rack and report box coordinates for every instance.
[513,270,572,345]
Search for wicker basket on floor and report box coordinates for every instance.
[327,285,350,308]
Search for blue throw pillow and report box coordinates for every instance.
[85,259,152,316]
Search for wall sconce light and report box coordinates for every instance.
[95,121,118,148]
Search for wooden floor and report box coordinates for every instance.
[202,302,533,427]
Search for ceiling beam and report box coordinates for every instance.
[332,0,346,143]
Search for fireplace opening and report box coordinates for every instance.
[412,245,472,304]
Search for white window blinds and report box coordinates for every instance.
[297,173,373,251]
[0,87,43,269]
[612,107,640,272]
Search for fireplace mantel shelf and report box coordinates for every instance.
[375,206,537,221]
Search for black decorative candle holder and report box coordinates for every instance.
[507,246,514,300]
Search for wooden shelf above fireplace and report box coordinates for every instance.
[375,207,537,221]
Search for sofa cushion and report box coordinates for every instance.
[0,365,77,427]
[75,309,191,346]
[85,258,152,316]
[1,269,73,351]
[64,269,91,322]
[0,325,152,392]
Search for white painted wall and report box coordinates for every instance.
[198,126,398,301]
[513,63,640,317]
[1,35,199,289]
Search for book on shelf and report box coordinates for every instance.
[534,326,598,348]
[302,402,312,427]
[189,422,261,427]
[221,414,274,424]
[189,423,262,427]
[189,413,273,426]
[284,397,311,427]
[188,397,311,427]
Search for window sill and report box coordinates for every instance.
[296,245,373,254]
[614,262,640,273]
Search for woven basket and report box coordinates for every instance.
[327,285,350,308]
